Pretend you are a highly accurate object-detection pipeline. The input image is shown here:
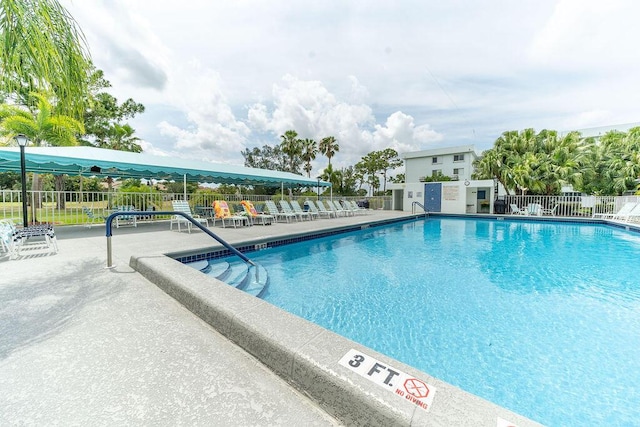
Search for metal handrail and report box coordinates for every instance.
[412,201,429,215]
[105,211,257,269]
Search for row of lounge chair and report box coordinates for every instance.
[265,199,368,223]
[593,201,640,222]
[168,199,370,232]
[509,201,640,222]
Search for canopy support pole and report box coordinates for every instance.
[183,174,187,201]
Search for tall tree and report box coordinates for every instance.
[355,153,382,196]
[80,65,145,150]
[596,128,640,195]
[472,128,587,195]
[241,144,288,171]
[0,0,92,117]
[319,164,340,191]
[300,138,318,178]
[319,136,339,166]
[280,130,302,174]
[376,148,403,193]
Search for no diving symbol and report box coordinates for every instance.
[404,378,429,398]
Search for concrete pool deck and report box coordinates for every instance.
[1,211,541,426]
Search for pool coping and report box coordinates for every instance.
[130,215,544,426]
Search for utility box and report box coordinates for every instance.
[494,199,506,214]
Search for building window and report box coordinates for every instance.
[454,154,465,162]
[432,169,441,177]
[432,156,438,164]
[453,168,464,176]
[478,190,486,199]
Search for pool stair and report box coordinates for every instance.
[185,259,269,298]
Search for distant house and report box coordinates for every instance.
[389,144,506,214]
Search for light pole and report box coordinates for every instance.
[15,134,29,228]
[317,177,320,200]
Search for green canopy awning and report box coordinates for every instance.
[0,146,331,187]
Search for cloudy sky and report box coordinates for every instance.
[61,0,640,177]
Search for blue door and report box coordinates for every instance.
[424,183,442,212]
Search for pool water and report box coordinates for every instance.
[236,218,640,425]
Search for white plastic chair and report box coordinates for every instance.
[280,200,310,221]
[290,200,317,220]
[265,200,296,223]
[171,200,209,233]
[510,204,526,215]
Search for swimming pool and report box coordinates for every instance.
[220,218,640,426]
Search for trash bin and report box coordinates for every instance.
[494,199,506,214]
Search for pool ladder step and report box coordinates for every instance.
[184,260,211,274]
[188,259,269,298]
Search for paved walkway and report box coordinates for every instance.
[0,211,412,426]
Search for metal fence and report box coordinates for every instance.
[502,194,639,217]
[0,190,391,226]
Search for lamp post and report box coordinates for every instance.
[15,134,29,228]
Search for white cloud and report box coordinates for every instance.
[245,75,441,170]
[59,0,640,168]
[155,62,251,161]
[529,0,640,71]
[372,112,443,153]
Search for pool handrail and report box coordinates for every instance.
[105,210,257,269]
[412,201,429,215]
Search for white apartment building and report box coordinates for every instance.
[389,144,506,214]
[402,144,478,183]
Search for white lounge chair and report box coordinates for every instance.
[212,200,248,228]
[330,200,352,216]
[306,200,335,218]
[619,203,640,222]
[114,205,137,228]
[280,200,310,221]
[240,200,273,225]
[265,200,297,223]
[291,200,317,220]
[542,204,558,216]
[319,200,344,217]
[510,204,526,215]
[340,200,360,216]
[594,202,638,220]
[347,200,367,215]
[526,203,543,216]
[0,219,16,258]
[171,200,209,232]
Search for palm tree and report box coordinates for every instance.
[280,130,302,174]
[0,92,84,209]
[0,0,92,117]
[103,123,142,152]
[319,136,339,166]
[319,164,341,193]
[0,93,84,146]
[300,138,318,178]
